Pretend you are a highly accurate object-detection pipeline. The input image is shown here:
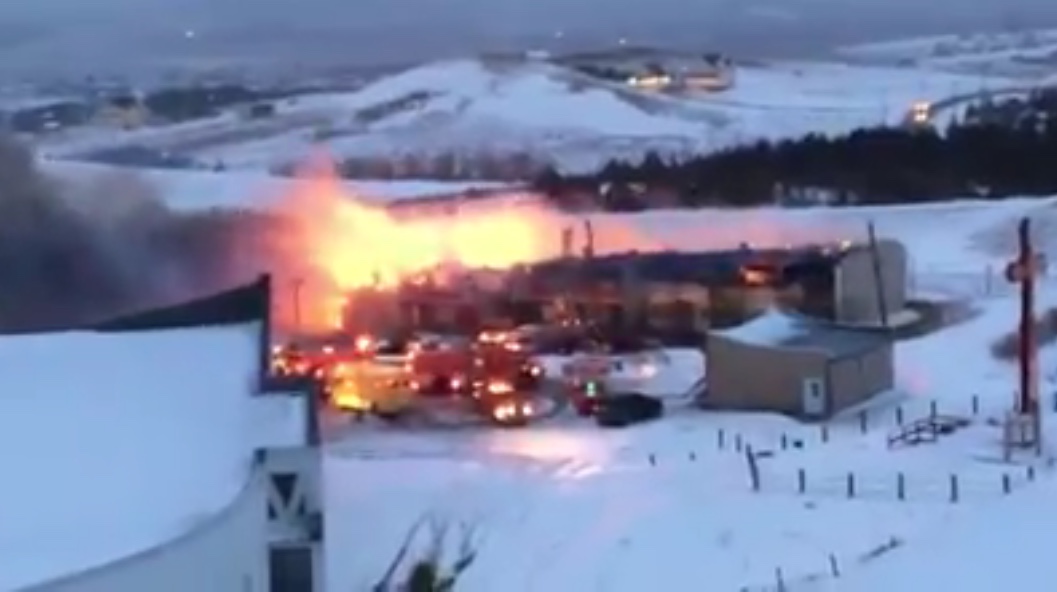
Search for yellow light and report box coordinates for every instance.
[487,381,514,394]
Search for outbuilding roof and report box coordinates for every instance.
[713,307,889,358]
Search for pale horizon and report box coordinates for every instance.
[1,0,1056,78]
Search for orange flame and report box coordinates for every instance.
[270,155,556,333]
[266,153,858,335]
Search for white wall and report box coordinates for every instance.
[20,467,268,592]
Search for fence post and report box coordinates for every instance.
[775,567,785,592]
[747,447,760,492]
[895,406,904,426]
[821,424,830,443]
[846,473,856,498]
[689,451,696,462]
[735,434,744,452]
[1002,473,1011,495]
[718,429,726,450]
[781,433,788,450]
[971,395,979,415]
[798,468,806,494]
[859,410,868,434]
[949,474,959,503]
[897,472,905,501]
[929,400,938,418]
[648,453,656,466]
[828,553,840,577]
[1028,466,1036,481]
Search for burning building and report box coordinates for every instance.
[335,239,908,345]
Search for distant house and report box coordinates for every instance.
[241,102,276,120]
[626,73,674,90]
[96,95,150,129]
[624,55,736,92]
[679,55,735,91]
[4,100,91,133]
[680,67,735,92]
[625,61,673,90]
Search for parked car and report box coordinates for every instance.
[594,393,663,428]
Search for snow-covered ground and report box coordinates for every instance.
[838,28,1057,79]
[17,153,1057,589]
[41,160,519,210]
[322,195,1057,591]
[0,324,260,590]
[37,57,1015,174]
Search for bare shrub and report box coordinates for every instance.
[373,516,479,592]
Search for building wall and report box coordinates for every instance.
[705,335,827,414]
[835,240,909,325]
[23,466,268,592]
[826,345,895,414]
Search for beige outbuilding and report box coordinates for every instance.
[703,307,894,419]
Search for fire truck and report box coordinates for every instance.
[272,336,416,416]
[404,335,476,395]
[403,330,545,424]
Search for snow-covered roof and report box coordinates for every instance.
[714,307,806,346]
[713,307,888,357]
[0,324,259,590]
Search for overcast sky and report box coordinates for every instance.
[2,0,1056,78]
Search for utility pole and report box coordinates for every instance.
[292,278,304,337]
[582,218,595,259]
[1004,217,1046,454]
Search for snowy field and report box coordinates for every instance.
[14,153,1057,589]
[0,324,260,590]
[37,57,1015,174]
[321,195,1057,591]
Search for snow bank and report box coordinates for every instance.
[0,324,259,590]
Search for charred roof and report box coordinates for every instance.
[520,244,855,287]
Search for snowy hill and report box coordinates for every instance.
[40,160,520,211]
[838,28,1057,78]
[44,57,1013,174]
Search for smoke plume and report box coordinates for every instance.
[0,135,278,332]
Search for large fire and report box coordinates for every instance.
[270,156,561,333]
[265,155,858,335]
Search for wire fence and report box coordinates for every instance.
[757,464,1038,503]
[738,538,904,592]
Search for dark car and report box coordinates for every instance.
[594,393,664,428]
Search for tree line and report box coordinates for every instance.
[533,90,1057,210]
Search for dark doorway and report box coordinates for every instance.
[269,545,314,592]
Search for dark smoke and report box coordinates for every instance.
[0,135,283,332]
